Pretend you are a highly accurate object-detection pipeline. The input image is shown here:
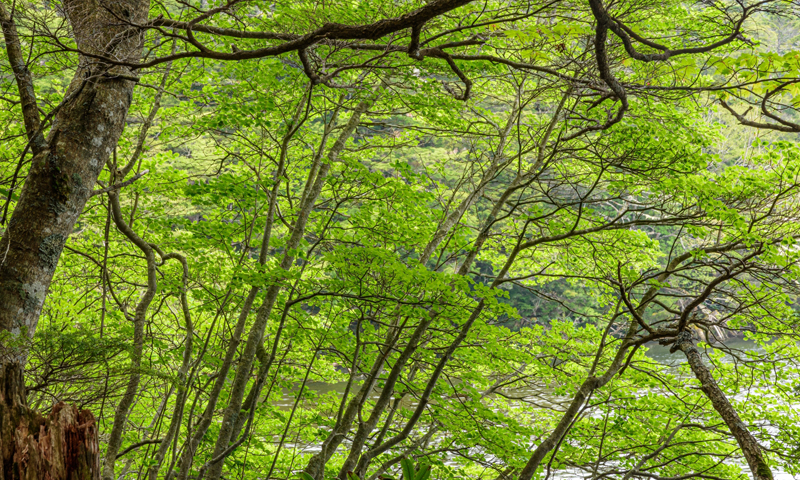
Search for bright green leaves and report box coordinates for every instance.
[20,0,800,477]
[400,459,431,480]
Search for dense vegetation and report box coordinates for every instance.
[2,1,800,480]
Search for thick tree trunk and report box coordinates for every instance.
[0,0,147,355]
[1,363,100,480]
[0,1,149,478]
[674,331,774,480]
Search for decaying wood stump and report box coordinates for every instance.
[1,363,99,480]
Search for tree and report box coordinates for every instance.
[1,1,147,478]
[2,1,800,480]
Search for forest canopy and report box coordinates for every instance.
[1,1,800,480]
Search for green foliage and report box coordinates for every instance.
[3,1,800,479]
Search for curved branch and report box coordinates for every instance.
[102,190,159,480]
[87,0,478,70]
[91,170,149,197]
[116,438,163,459]
[439,51,472,100]
[605,3,754,63]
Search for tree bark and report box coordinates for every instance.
[1,362,100,480]
[0,0,148,357]
[674,331,774,480]
[0,1,148,478]
[0,4,46,156]
[101,191,158,480]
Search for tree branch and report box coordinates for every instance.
[0,4,46,155]
[91,170,149,197]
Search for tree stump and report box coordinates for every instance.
[1,362,100,480]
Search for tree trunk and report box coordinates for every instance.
[1,363,100,480]
[674,331,774,480]
[0,0,147,355]
[0,0,149,478]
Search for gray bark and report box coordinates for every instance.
[0,0,148,361]
[0,2,149,479]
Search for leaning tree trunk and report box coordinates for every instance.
[673,331,774,480]
[0,0,149,478]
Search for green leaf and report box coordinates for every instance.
[400,459,415,480]
[416,464,431,480]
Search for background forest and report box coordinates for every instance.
[2,1,800,480]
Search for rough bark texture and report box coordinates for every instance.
[1,363,100,480]
[674,331,774,480]
[0,0,148,354]
[0,1,148,478]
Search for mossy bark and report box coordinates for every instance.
[0,0,148,355]
[0,3,147,474]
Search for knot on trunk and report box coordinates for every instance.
[669,330,695,354]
